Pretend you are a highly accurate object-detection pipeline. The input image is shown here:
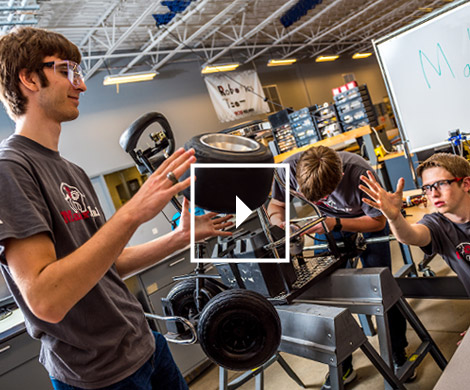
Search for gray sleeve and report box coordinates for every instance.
[349,162,383,218]
[271,167,286,202]
[0,160,52,244]
[417,214,439,255]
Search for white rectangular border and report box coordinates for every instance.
[190,163,290,263]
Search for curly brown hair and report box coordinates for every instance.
[0,27,81,120]
[296,146,343,202]
[416,153,470,179]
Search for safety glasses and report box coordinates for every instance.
[421,177,464,195]
[42,60,84,87]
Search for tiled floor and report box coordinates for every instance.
[189,242,470,390]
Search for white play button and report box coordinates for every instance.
[236,196,254,228]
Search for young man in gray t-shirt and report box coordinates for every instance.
[0,27,232,389]
[360,152,470,296]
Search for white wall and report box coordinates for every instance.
[0,55,388,177]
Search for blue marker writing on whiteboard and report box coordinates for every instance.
[419,42,455,88]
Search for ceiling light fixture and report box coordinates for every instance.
[103,71,158,86]
[201,63,240,74]
[352,52,373,59]
[267,58,297,66]
[315,55,339,62]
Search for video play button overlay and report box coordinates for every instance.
[236,196,254,228]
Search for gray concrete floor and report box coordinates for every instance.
[188,241,470,390]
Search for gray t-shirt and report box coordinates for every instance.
[0,135,154,389]
[418,213,470,296]
[272,151,383,219]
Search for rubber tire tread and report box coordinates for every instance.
[197,288,281,371]
[166,279,222,318]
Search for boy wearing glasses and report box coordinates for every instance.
[360,153,470,295]
[268,145,411,389]
[0,27,232,390]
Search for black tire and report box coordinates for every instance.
[165,279,223,319]
[181,133,274,213]
[197,289,281,371]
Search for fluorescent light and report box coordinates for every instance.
[315,55,339,62]
[352,52,373,59]
[103,71,157,86]
[267,58,297,67]
[201,63,240,74]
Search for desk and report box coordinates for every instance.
[402,189,436,224]
[273,125,420,194]
[273,125,393,189]
[0,308,25,341]
[433,327,470,389]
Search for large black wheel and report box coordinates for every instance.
[197,289,281,371]
[181,133,274,213]
[165,279,223,320]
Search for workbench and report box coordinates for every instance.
[0,309,52,389]
[273,125,419,192]
[273,126,374,163]
[433,327,470,389]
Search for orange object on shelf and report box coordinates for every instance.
[403,194,427,208]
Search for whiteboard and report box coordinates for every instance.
[374,0,470,152]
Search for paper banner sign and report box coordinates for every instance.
[204,70,270,123]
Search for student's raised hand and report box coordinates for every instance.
[177,198,233,243]
[122,148,196,225]
[359,170,405,221]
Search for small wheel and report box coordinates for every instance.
[197,289,281,371]
[181,133,274,213]
[166,279,222,320]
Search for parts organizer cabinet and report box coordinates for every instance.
[0,310,52,390]
[124,246,212,382]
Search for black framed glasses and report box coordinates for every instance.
[42,60,84,87]
[421,177,464,195]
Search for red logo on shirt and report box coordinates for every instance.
[59,182,100,224]
[456,243,470,262]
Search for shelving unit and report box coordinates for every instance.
[288,107,321,147]
[334,84,378,132]
[268,108,297,154]
[273,125,374,163]
[312,103,343,139]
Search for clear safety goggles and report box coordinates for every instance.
[421,177,463,195]
[42,60,84,87]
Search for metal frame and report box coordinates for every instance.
[295,268,448,389]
